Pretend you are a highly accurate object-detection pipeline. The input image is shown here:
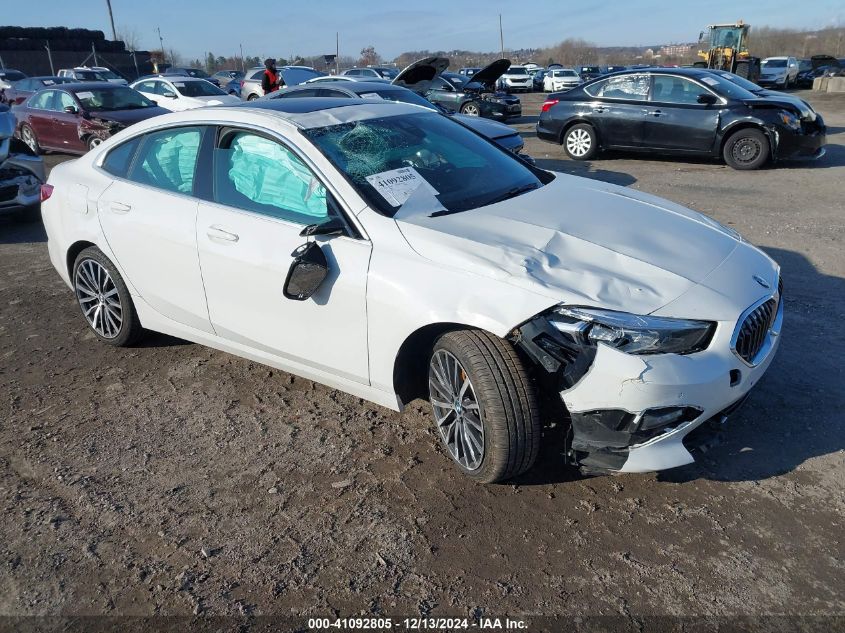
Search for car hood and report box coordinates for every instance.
[751,90,816,119]
[86,106,170,125]
[393,56,450,93]
[469,59,511,86]
[452,114,517,139]
[742,95,813,119]
[395,175,741,315]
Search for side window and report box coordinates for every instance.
[102,136,142,177]
[31,90,56,110]
[128,127,204,194]
[283,88,320,98]
[213,131,329,225]
[249,70,264,80]
[430,78,452,91]
[651,76,705,105]
[135,81,155,93]
[319,89,348,98]
[57,91,76,111]
[585,74,649,100]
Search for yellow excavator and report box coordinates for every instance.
[694,20,760,82]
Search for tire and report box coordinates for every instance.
[14,204,41,223]
[428,330,541,483]
[72,246,143,346]
[734,61,752,80]
[562,123,598,160]
[693,62,708,68]
[19,124,40,155]
[723,128,770,170]
[247,93,258,101]
[460,102,481,116]
[86,135,103,151]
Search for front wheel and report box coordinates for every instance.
[247,93,258,101]
[428,330,541,483]
[460,102,480,116]
[72,247,143,346]
[87,135,104,151]
[723,128,769,170]
[562,123,598,160]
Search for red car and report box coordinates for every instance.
[1,76,75,105]
[14,82,169,154]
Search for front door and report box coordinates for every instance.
[196,128,372,383]
[53,90,86,152]
[585,74,650,148]
[97,125,214,333]
[642,75,719,152]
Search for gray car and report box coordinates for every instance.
[262,80,526,156]
[240,66,326,101]
[0,104,44,221]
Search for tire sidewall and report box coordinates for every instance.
[461,102,480,116]
[563,123,598,160]
[20,124,40,155]
[72,247,140,346]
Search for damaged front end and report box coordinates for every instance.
[510,305,718,473]
[0,106,45,215]
[79,115,124,145]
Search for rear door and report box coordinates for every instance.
[25,90,60,149]
[642,75,719,152]
[583,74,650,148]
[97,125,214,333]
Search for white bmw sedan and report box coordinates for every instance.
[41,98,783,483]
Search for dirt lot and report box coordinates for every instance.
[1,90,843,628]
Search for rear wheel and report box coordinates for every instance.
[72,247,143,346]
[723,128,769,170]
[428,330,541,483]
[562,123,598,160]
[19,124,40,155]
[247,93,258,101]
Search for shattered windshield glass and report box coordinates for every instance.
[303,112,547,218]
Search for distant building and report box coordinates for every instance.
[659,43,694,57]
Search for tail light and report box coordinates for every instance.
[541,99,559,113]
[40,183,54,202]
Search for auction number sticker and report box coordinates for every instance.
[76,91,94,99]
[366,167,439,207]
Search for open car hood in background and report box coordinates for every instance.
[465,59,511,90]
[393,57,450,93]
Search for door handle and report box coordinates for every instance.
[109,201,131,214]
[593,106,606,113]
[643,109,663,117]
[206,225,239,242]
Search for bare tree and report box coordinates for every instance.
[116,25,141,51]
[358,46,381,66]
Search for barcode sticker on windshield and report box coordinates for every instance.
[360,92,384,101]
[43,79,55,85]
[174,82,185,87]
[76,91,94,99]
[365,167,439,207]
[701,77,718,86]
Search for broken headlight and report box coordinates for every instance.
[551,307,715,355]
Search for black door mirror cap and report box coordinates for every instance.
[283,241,329,301]
[697,93,718,105]
[64,105,78,114]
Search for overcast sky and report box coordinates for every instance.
[13,0,845,60]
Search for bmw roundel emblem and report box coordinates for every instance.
[753,275,770,289]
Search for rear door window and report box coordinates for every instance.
[128,127,205,194]
[30,90,57,110]
[102,137,143,177]
[585,74,649,100]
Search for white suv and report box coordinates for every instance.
[759,57,799,89]
[498,66,533,92]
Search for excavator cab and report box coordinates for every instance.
[695,21,760,82]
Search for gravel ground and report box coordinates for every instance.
[0,90,843,626]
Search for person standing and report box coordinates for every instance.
[262,58,283,95]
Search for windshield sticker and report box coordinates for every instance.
[700,77,718,86]
[360,92,384,101]
[365,167,439,207]
[174,82,186,87]
[76,91,94,99]
[43,79,55,85]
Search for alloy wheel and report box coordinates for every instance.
[74,258,123,339]
[88,137,103,150]
[462,103,480,116]
[429,350,485,471]
[21,126,37,153]
[566,128,591,157]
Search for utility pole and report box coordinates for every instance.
[239,43,245,71]
[92,42,99,66]
[157,27,165,62]
[105,0,117,41]
[499,14,504,59]
[45,41,55,75]
[336,32,339,75]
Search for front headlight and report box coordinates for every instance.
[550,306,715,355]
[778,110,801,130]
